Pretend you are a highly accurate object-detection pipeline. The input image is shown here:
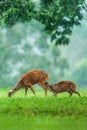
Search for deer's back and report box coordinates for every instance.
[53,81,77,92]
[19,69,48,85]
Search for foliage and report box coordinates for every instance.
[0,0,86,45]
[0,0,36,24]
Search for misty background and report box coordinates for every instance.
[0,13,87,89]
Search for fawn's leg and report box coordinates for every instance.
[68,91,73,97]
[74,90,80,97]
[52,93,57,97]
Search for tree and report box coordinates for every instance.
[0,0,86,45]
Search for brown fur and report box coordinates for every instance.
[45,81,80,97]
[8,69,49,97]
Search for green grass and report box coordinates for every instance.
[0,88,87,130]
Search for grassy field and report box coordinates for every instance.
[0,88,87,130]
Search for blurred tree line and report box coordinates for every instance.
[72,59,87,87]
[60,15,87,88]
[0,20,69,87]
[0,19,87,88]
[0,0,87,88]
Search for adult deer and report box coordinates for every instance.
[8,69,49,97]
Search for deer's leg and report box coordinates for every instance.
[28,84,36,96]
[68,91,73,97]
[25,87,28,96]
[39,75,49,97]
[52,93,57,97]
[74,90,80,97]
[44,87,47,97]
[40,82,48,97]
